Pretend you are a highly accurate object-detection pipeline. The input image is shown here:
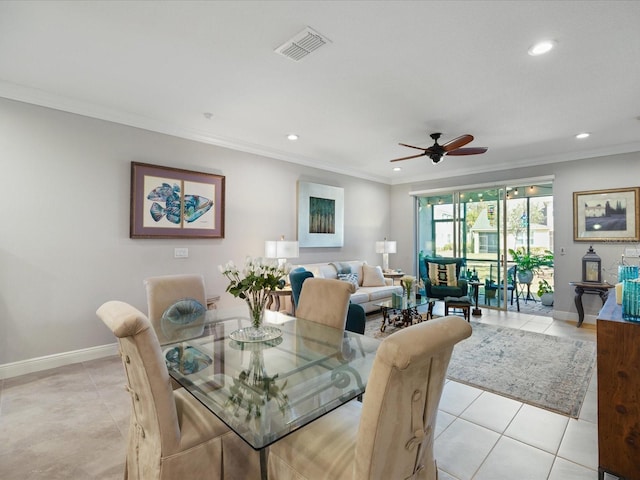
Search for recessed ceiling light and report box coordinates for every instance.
[576,132,590,139]
[528,40,556,56]
[393,167,402,171]
[287,134,299,141]
[203,112,213,119]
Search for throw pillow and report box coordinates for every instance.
[428,263,458,287]
[338,272,359,290]
[162,298,206,325]
[362,264,386,287]
[330,262,353,275]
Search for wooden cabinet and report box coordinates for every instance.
[597,295,640,480]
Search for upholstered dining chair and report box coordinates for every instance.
[296,277,355,330]
[144,274,207,345]
[96,300,260,480]
[291,270,366,334]
[267,315,472,480]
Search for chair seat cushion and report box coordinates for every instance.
[268,400,361,480]
[444,295,472,306]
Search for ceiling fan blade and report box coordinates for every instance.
[446,147,488,156]
[398,143,427,151]
[442,134,474,152]
[390,152,428,162]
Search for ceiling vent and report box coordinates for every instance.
[274,27,331,61]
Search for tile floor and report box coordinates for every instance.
[0,305,612,479]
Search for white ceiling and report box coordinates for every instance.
[1,1,639,185]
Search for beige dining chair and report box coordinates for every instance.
[97,300,260,480]
[295,277,355,329]
[267,315,472,480]
[144,273,207,345]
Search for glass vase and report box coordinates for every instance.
[622,278,640,322]
[618,265,639,282]
[245,300,267,339]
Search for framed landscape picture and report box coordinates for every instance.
[297,181,344,247]
[573,187,639,242]
[130,162,225,238]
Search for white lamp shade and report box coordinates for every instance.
[375,240,397,254]
[265,240,299,259]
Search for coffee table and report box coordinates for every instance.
[375,297,435,332]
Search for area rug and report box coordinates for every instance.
[363,318,596,418]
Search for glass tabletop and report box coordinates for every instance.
[375,296,433,311]
[162,310,380,449]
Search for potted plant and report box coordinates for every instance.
[508,247,554,284]
[537,279,554,306]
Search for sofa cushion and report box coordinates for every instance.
[362,265,386,287]
[350,291,371,304]
[365,286,403,302]
[428,262,457,287]
[338,273,359,290]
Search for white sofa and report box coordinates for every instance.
[292,260,403,313]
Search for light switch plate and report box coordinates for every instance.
[174,248,189,258]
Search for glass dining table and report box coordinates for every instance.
[162,309,381,479]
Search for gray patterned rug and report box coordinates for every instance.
[364,318,596,418]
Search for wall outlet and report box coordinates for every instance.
[625,248,640,258]
[174,248,189,258]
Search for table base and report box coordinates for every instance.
[379,301,434,332]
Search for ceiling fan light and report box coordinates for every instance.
[430,153,443,164]
[528,40,556,56]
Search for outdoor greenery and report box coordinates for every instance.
[508,247,554,274]
[537,279,554,297]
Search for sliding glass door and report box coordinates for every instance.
[416,183,553,311]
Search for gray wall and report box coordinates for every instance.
[0,98,390,365]
[390,153,640,323]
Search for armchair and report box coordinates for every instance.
[423,256,468,300]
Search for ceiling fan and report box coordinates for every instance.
[390,132,488,164]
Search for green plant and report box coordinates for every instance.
[508,247,554,274]
[537,279,554,297]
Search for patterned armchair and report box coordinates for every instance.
[423,256,468,300]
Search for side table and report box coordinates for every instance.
[569,281,614,327]
[469,281,482,316]
[267,287,294,315]
[383,272,404,285]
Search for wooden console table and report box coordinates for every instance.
[569,281,614,327]
[597,294,640,480]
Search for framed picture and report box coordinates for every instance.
[130,162,225,239]
[297,181,344,247]
[573,187,640,242]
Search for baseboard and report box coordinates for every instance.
[553,309,596,326]
[0,343,119,380]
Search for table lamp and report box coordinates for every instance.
[375,238,396,272]
[265,235,299,268]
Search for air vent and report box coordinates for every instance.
[274,27,331,61]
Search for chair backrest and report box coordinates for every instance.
[507,265,517,287]
[354,316,472,479]
[144,274,207,344]
[424,256,466,280]
[289,268,314,308]
[296,277,355,329]
[96,301,181,456]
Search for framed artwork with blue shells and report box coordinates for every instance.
[130,162,225,238]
